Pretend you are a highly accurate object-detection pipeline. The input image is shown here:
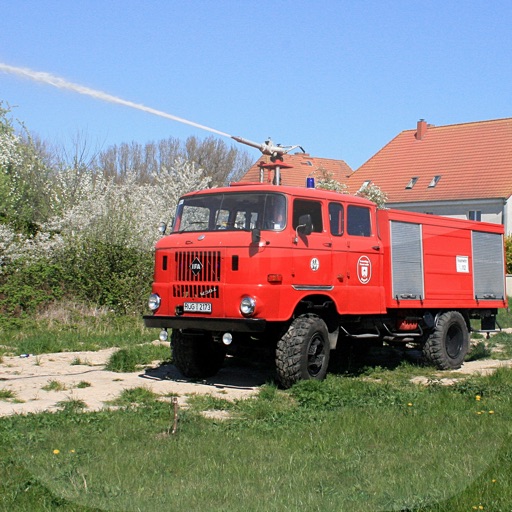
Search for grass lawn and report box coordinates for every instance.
[1,365,512,511]
[1,303,512,511]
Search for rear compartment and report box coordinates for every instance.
[381,209,506,311]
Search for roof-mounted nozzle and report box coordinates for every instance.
[231,136,305,161]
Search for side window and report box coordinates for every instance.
[329,203,344,236]
[263,195,287,231]
[347,205,372,237]
[292,199,323,233]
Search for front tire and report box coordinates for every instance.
[171,330,226,379]
[275,314,331,388]
[422,311,469,370]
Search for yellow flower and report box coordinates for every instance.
[489,410,495,414]
[475,395,481,401]
[407,403,413,407]
[53,449,60,455]
[70,449,75,453]
[492,479,497,483]
[477,411,482,415]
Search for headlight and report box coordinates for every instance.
[148,293,161,311]
[240,296,256,317]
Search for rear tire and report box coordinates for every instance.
[275,314,330,388]
[422,311,469,370]
[171,330,226,379]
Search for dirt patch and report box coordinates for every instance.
[1,343,512,417]
[411,358,512,385]
[0,344,271,417]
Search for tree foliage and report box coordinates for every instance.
[0,103,247,315]
[356,182,388,208]
[314,167,349,194]
[505,235,512,274]
[0,103,55,234]
[92,135,252,187]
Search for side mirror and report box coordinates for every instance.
[157,221,167,236]
[297,214,313,235]
[251,228,261,244]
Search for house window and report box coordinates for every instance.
[469,210,482,221]
[428,175,441,187]
[406,177,418,189]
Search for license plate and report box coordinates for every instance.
[183,302,212,313]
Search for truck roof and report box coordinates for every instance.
[181,184,375,207]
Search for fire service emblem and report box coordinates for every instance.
[357,256,372,284]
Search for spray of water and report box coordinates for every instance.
[0,62,231,138]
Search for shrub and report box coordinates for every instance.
[0,259,65,316]
[56,239,153,314]
[505,234,512,274]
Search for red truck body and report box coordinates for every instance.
[144,184,506,387]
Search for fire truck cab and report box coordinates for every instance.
[144,184,506,388]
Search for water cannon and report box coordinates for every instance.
[231,136,305,161]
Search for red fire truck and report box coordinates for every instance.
[143,183,507,388]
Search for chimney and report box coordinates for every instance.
[416,119,427,140]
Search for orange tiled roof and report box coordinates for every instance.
[240,153,352,187]
[348,118,512,203]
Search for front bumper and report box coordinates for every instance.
[143,315,267,333]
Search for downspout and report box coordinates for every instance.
[503,198,508,235]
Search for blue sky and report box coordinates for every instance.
[1,1,511,169]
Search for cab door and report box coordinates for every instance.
[328,201,348,309]
[344,203,384,313]
[290,198,332,290]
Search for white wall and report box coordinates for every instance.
[389,199,508,232]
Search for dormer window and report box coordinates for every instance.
[406,177,418,189]
[428,175,441,187]
[358,180,371,192]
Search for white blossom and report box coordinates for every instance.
[356,183,388,209]
[45,157,209,253]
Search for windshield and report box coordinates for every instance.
[172,192,287,233]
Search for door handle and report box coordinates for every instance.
[372,245,380,251]
[323,242,332,247]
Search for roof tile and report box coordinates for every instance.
[241,153,352,187]
[348,118,512,202]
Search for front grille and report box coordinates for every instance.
[173,284,220,299]
[174,250,221,282]
[173,251,221,298]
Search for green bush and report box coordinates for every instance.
[0,259,65,316]
[0,240,153,317]
[505,235,512,274]
[56,239,153,314]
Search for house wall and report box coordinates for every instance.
[388,199,508,232]
[504,197,512,235]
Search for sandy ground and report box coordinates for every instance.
[1,343,512,417]
[0,344,271,417]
